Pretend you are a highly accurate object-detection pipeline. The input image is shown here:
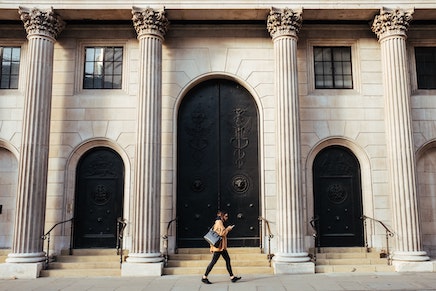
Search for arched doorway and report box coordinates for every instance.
[177,79,260,248]
[0,147,18,248]
[313,145,364,247]
[73,147,124,248]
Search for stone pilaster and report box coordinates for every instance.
[6,7,64,266]
[372,8,430,265]
[122,7,168,276]
[267,8,313,274]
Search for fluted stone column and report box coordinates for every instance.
[0,7,64,278]
[122,7,168,277]
[267,8,313,274]
[372,8,430,268]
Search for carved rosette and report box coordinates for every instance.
[19,7,65,40]
[267,7,303,40]
[132,7,169,40]
[372,8,414,41]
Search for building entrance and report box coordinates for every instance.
[73,147,124,248]
[313,146,364,247]
[177,79,260,248]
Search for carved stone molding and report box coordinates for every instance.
[267,7,303,40]
[132,6,169,39]
[372,7,414,41]
[19,7,65,40]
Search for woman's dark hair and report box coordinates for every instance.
[217,210,228,218]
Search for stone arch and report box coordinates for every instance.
[0,140,19,248]
[170,73,267,236]
[305,137,375,246]
[174,76,264,247]
[63,138,132,246]
[416,139,436,257]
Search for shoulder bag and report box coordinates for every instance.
[203,224,222,247]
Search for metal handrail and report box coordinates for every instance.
[258,216,274,266]
[41,217,74,269]
[309,216,319,262]
[116,217,127,268]
[361,215,394,265]
[162,218,177,267]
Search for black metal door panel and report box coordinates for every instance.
[313,146,364,247]
[74,147,124,248]
[177,79,260,247]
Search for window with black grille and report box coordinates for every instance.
[314,46,353,89]
[83,47,123,89]
[0,47,20,89]
[415,47,436,89]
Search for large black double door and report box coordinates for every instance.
[177,79,260,248]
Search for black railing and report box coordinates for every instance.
[309,216,319,262]
[116,217,127,268]
[258,216,274,266]
[41,217,74,270]
[361,215,394,265]
[162,218,177,267]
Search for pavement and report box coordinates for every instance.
[1,273,436,291]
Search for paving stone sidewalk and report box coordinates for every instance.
[1,273,436,291]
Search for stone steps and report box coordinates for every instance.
[39,248,123,278]
[163,247,273,275]
[0,249,10,263]
[313,247,395,273]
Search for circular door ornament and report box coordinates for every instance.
[327,184,347,204]
[93,184,111,205]
[231,174,250,193]
[191,179,205,192]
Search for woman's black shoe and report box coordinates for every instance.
[201,278,212,284]
[231,276,241,283]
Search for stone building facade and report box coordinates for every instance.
[0,0,436,278]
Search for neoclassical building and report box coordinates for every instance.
[1,1,436,278]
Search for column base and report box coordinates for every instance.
[121,262,164,276]
[5,252,46,263]
[273,252,311,263]
[0,262,43,279]
[125,252,163,263]
[272,252,314,274]
[392,251,430,262]
[393,260,435,272]
[273,261,315,274]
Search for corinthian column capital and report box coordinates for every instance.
[267,7,303,40]
[132,6,169,40]
[19,7,65,40]
[371,7,414,41]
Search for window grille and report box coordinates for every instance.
[83,47,123,89]
[314,46,353,89]
[0,47,20,89]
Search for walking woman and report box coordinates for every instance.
[202,210,241,284]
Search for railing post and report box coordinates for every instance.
[258,216,274,267]
[116,217,127,268]
[41,217,74,270]
[69,218,74,255]
[361,215,394,265]
[309,216,319,263]
[259,218,263,250]
[362,216,369,252]
[162,218,177,267]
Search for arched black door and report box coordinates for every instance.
[74,147,124,248]
[313,146,364,247]
[177,79,260,248]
